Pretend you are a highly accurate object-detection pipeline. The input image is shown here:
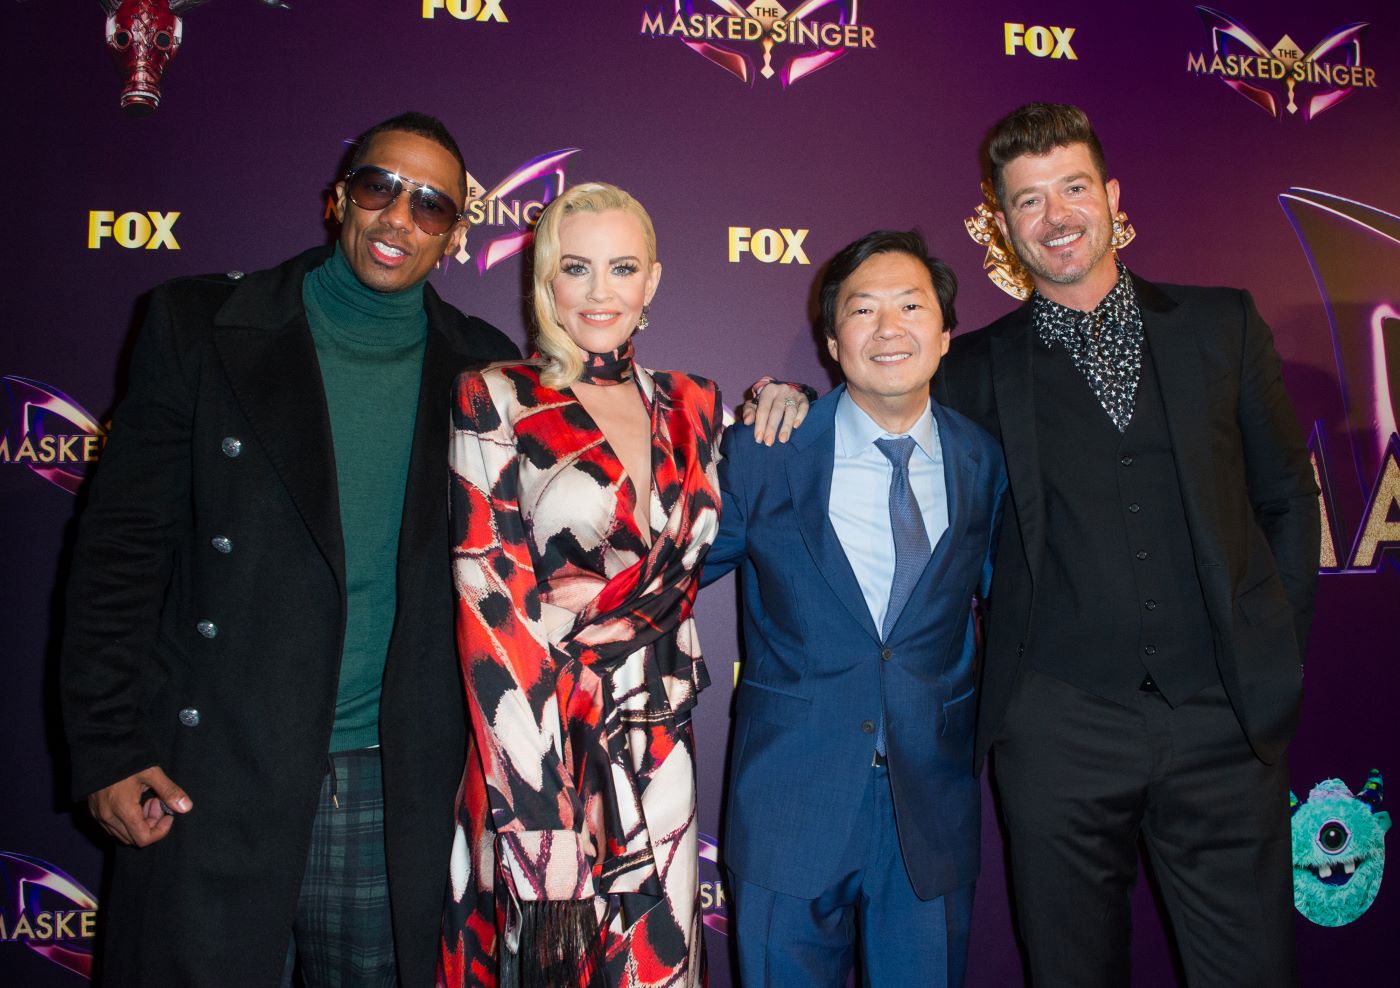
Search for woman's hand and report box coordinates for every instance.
[743,376,812,445]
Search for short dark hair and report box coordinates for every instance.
[987,102,1108,208]
[819,230,957,339]
[348,111,467,199]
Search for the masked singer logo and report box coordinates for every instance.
[0,852,99,980]
[641,1,875,87]
[452,149,579,274]
[0,378,108,494]
[697,833,729,935]
[1280,189,1399,574]
[1187,7,1377,120]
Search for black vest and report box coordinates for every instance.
[1026,335,1217,705]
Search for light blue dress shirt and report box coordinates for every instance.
[828,391,949,636]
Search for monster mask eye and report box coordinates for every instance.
[154,31,173,49]
[1316,820,1352,855]
[112,30,132,48]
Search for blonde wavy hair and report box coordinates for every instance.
[531,182,658,388]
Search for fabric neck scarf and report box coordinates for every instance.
[1031,260,1144,432]
[576,339,636,386]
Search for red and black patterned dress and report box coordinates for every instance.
[439,358,721,988]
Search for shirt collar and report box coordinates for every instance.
[835,390,939,461]
[1031,259,1139,340]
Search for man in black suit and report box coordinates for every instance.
[939,103,1320,986]
[60,112,519,987]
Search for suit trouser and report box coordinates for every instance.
[729,763,973,988]
[994,668,1296,988]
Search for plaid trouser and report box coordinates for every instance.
[281,748,397,988]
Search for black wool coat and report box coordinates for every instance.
[61,246,519,987]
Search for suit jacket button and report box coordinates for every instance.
[861,720,875,734]
[178,707,201,727]
[221,436,242,458]
[880,648,893,661]
[196,620,218,639]
[1017,642,1025,657]
[211,536,233,554]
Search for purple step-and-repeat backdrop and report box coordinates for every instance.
[4,1,1398,984]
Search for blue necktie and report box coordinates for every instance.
[873,436,932,756]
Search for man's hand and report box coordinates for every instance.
[88,765,192,847]
[742,376,811,446]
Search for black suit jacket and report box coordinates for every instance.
[938,273,1319,769]
[60,246,518,987]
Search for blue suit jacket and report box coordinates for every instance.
[704,385,1006,900]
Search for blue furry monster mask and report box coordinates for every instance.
[1291,769,1391,926]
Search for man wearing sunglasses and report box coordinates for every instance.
[61,112,519,987]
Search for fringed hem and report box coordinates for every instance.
[502,899,606,988]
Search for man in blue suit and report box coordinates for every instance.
[704,230,1007,987]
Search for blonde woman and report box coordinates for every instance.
[439,183,806,987]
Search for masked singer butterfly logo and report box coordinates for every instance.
[641,1,875,87]
[1187,7,1378,120]
[0,852,99,980]
[697,833,729,935]
[1,378,108,495]
[451,149,579,274]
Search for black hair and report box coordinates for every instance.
[348,111,467,199]
[819,229,957,339]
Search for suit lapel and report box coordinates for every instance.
[990,310,1046,585]
[1136,275,1225,569]
[213,249,345,584]
[787,387,881,643]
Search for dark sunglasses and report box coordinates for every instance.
[343,165,462,236]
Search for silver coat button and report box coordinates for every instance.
[227,270,244,280]
[221,436,242,457]
[178,707,201,727]
[196,620,218,639]
[211,536,233,554]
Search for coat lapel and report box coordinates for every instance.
[394,288,468,600]
[212,248,345,585]
[786,387,881,643]
[990,309,1046,586]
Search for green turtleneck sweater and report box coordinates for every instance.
[302,245,428,752]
